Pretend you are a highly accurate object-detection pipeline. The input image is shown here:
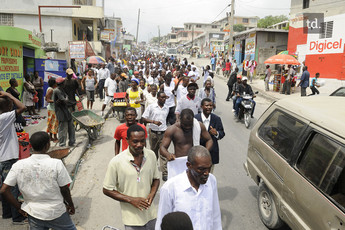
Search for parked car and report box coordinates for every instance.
[330,87,345,97]
[244,96,345,230]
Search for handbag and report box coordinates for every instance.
[33,92,39,103]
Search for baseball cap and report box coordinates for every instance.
[121,73,128,78]
[237,75,242,79]
[242,76,248,81]
[66,68,74,75]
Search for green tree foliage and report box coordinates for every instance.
[233,24,246,32]
[257,15,289,28]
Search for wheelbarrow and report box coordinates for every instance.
[72,110,105,141]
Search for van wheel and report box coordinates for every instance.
[257,183,284,229]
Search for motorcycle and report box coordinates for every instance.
[237,92,258,128]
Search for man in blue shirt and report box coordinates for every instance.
[210,56,216,71]
[298,66,310,96]
[309,72,320,96]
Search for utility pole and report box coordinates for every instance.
[228,0,235,59]
[136,8,140,44]
[191,25,194,57]
[158,26,160,50]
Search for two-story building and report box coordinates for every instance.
[287,0,345,79]
[0,0,105,60]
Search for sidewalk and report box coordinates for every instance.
[185,56,345,102]
[249,76,344,102]
[0,98,107,230]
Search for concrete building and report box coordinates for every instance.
[185,31,226,54]
[103,16,123,58]
[287,0,345,80]
[167,27,183,48]
[0,0,104,60]
[214,15,259,32]
[233,28,288,73]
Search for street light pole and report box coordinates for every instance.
[158,26,160,50]
[228,0,235,59]
[136,8,140,44]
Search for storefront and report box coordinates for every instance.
[0,26,45,96]
[233,28,288,74]
[288,13,345,80]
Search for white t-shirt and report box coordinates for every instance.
[104,77,117,97]
[188,70,199,81]
[175,95,201,115]
[176,85,188,104]
[4,154,72,220]
[163,81,176,108]
[145,93,158,108]
[0,111,18,162]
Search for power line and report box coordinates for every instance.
[213,4,231,22]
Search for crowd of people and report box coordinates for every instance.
[0,48,322,230]
[0,52,228,230]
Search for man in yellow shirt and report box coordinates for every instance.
[103,124,160,230]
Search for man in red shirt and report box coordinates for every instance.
[114,107,147,155]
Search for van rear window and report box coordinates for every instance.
[258,110,305,159]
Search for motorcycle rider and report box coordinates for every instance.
[234,77,256,118]
[232,75,242,112]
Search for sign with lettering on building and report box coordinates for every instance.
[69,41,86,59]
[0,42,23,94]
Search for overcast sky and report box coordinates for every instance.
[101,0,291,42]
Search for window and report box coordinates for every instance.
[242,18,249,23]
[320,21,333,39]
[297,133,345,209]
[0,13,14,26]
[196,24,202,28]
[171,35,176,39]
[303,0,310,9]
[267,33,276,42]
[74,23,77,36]
[212,25,218,29]
[182,32,188,37]
[258,110,306,159]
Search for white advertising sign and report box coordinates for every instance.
[307,38,344,55]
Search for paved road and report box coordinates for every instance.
[70,58,275,230]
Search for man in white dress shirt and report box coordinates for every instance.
[142,91,169,180]
[98,63,111,100]
[155,145,222,230]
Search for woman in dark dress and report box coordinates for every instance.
[6,78,26,127]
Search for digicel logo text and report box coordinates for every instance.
[310,39,342,53]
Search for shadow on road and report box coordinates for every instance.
[221,208,233,230]
[218,186,238,201]
[248,185,258,198]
